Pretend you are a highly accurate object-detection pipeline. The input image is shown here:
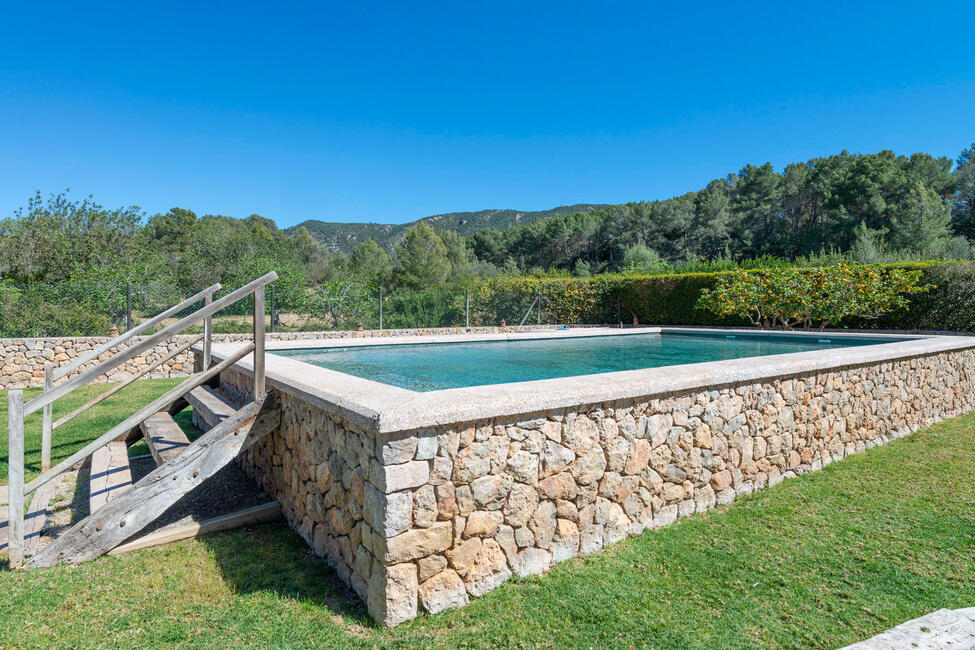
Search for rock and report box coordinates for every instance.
[514,526,535,547]
[710,469,733,491]
[695,484,716,512]
[380,522,453,563]
[445,537,482,577]
[418,569,469,614]
[538,472,578,500]
[513,548,552,577]
[503,482,539,528]
[563,414,599,453]
[604,436,631,473]
[570,447,607,485]
[495,524,518,564]
[435,483,459,520]
[417,554,447,581]
[540,420,561,442]
[541,441,575,476]
[550,519,580,563]
[694,424,712,449]
[430,456,453,482]
[371,460,430,493]
[506,451,539,485]
[661,482,684,503]
[646,414,673,447]
[368,562,417,627]
[452,443,492,482]
[471,474,513,510]
[464,539,512,597]
[455,485,474,516]
[413,485,437,528]
[380,436,418,464]
[603,502,629,545]
[624,439,652,475]
[415,434,439,460]
[464,510,504,538]
[716,488,735,505]
[363,485,412,537]
[528,500,557,548]
[653,504,678,528]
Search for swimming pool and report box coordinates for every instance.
[269,331,906,391]
[204,326,975,625]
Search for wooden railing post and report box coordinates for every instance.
[253,287,266,399]
[7,390,25,568]
[42,362,53,472]
[125,282,132,331]
[203,291,213,370]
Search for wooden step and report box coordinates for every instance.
[185,386,237,432]
[23,479,58,557]
[140,411,191,466]
[109,501,282,555]
[89,440,133,513]
[28,393,280,567]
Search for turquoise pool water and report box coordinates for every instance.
[271,332,903,392]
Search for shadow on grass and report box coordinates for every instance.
[198,519,375,629]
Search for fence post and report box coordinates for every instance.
[203,292,213,370]
[7,390,25,568]
[42,362,53,472]
[125,282,132,332]
[537,293,542,326]
[269,286,276,333]
[465,289,470,328]
[253,287,266,399]
[379,287,383,330]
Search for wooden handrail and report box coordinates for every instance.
[23,343,256,497]
[53,283,221,381]
[24,272,277,417]
[52,334,204,431]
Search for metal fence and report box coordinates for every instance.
[0,282,565,338]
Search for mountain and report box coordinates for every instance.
[287,204,607,253]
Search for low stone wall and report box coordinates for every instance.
[0,325,563,389]
[217,344,975,626]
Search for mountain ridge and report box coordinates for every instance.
[287,203,607,253]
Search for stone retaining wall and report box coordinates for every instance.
[218,345,975,626]
[0,325,562,389]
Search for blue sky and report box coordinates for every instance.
[1,1,974,227]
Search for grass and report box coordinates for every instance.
[2,379,975,648]
[1,378,186,483]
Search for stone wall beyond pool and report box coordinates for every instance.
[217,345,975,626]
[0,325,563,389]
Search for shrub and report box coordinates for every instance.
[696,265,931,330]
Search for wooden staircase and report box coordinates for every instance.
[3,272,282,569]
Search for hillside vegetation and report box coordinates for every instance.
[1,143,974,336]
[290,204,607,253]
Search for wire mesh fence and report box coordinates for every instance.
[0,281,572,338]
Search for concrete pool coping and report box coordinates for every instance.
[202,327,975,434]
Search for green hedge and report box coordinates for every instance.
[481,261,975,332]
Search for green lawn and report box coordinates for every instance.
[2,380,975,648]
[1,378,187,483]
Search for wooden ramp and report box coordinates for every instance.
[89,440,133,513]
[141,412,190,465]
[26,393,279,568]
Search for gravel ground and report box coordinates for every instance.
[37,456,274,549]
[128,456,273,535]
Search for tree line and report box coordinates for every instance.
[1,144,974,295]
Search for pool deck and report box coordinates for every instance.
[204,327,975,435]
